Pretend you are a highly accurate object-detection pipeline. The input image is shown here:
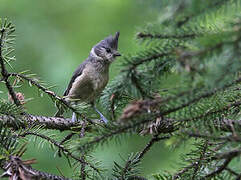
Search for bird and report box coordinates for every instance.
[55,32,121,123]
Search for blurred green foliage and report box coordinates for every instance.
[0,0,187,178]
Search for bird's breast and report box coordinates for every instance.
[84,63,109,95]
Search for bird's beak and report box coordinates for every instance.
[114,51,121,57]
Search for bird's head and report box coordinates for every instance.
[90,32,121,63]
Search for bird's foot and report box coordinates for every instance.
[99,115,108,124]
[92,106,108,124]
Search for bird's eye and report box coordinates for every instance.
[106,48,111,53]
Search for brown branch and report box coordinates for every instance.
[0,28,21,106]
[0,113,89,131]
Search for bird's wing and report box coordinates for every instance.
[63,61,88,96]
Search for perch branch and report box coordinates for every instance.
[0,113,88,131]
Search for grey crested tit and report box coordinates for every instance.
[55,32,121,123]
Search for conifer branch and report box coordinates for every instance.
[120,135,169,180]
[130,72,151,98]
[161,76,241,109]
[19,131,100,173]
[79,118,174,151]
[1,155,71,180]
[187,132,241,143]
[173,163,194,180]
[127,176,147,180]
[126,53,169,71]
[137,32,196,40]
[0,28,21,106]
[81,114,241,152]
[80,122,87,180]
[176,0,230,27]
[0,113,86,131]
[225,167,239,176]
[191,140,209,180]
[181,99,241,123]
[138,135,169,160]
[173,147,241,179]
[205,154,236,179]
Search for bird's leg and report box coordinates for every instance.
[71,112,77,122]
[91,103,108,124]
[71,102,79,122]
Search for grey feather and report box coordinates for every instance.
[63,60,88,96]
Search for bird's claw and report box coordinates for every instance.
[100,115,108,124]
